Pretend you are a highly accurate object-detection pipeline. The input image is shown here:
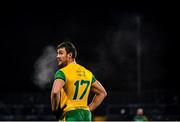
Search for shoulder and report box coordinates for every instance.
[78,64,97,82]
[55,69,64,75]
[55,69,66,81]
[78,64,93,74]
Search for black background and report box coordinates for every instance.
[0,1,179,95]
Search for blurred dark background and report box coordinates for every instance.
[0,1,179,121]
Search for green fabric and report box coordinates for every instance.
[133,115,148,121]
[92,75,96,83]
[65,109,92,121]
[55,70,66,82]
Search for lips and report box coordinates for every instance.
[57,59,61,63]
[57,58,61,61]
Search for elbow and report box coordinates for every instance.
[105,91,107,97]
[96,90,107,98]
[52,88,60,95]
[102,90,107,98]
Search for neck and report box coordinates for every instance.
[67,59,76,65]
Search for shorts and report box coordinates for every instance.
[62,109,92,121]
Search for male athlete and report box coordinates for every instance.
[51,41,107,121]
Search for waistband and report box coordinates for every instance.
[64,106,90,112]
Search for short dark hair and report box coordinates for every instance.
[57,41,77,58]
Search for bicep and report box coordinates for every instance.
[52,79,65,94]
[91,80,106,95]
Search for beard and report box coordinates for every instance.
[57,61,68,69]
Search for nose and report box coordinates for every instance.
[57,54,59,58]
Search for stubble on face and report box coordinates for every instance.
[57,48,68,69]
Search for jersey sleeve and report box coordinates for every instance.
[92,74,97,84]
[54,70,66,82]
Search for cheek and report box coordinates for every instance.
[61,55,67,60]
[59,54,64,58]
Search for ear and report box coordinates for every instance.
[68,53,72,58]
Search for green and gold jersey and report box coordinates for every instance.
[55,62,96,112]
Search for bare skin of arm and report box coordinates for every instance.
[88,80,107,111]
[51,79,65,111]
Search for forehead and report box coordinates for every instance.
[57,47,66,52]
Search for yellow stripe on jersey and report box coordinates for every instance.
[55,62,97,112]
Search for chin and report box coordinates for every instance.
[58,63,66,69]
[58,64,64,69]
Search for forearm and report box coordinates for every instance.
[89,94,106,111]
[51,79,65,111]
[51,92,60,111]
